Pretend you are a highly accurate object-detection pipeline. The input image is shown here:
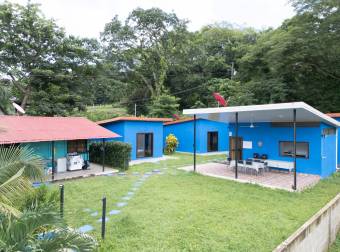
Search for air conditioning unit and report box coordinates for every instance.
[67,155,84,171]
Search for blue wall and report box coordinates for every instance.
[163,119,229,153]
[101,120,164,160]
[228,122,336,177]
[22,140,89,172]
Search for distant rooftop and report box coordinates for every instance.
[97,116,173,125]
[327,113,340,118]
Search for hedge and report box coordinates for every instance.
[89,141,131,170]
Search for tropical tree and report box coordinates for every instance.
[0,145,97,251]
[149,93,179,117]
[0,145,44,216]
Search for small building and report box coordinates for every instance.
[183,102,339,179]
[97,117,172,160]
[327,113,340,167]
[0,116,119,179]
[163,118,229,154]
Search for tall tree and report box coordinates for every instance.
[101,8,189,114]
[0,2,100,115]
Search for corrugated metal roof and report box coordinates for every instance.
[164,118,195,125]
[97,116,173,125]
[327,113,340,118]
[0,116,120,144]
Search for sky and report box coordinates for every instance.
[6,0,295,39]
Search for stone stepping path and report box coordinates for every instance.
[116,202,128,207]
[122,196,132,201]
[90,211,98,217]
[109,209,121,215]
[97,217,109,223]
[78,225,94,233]
[79,171,163,233]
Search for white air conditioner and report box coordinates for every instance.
[67,155,84,171]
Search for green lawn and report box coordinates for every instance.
[58,153,340,251]
[72,104,128,121]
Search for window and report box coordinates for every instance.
[279,141,309,159]
[136,133,153,158]
[67,140,87,153]
[322,128,336,136]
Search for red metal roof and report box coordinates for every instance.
[327,113,340,118]
[164,118,197,125]
[0,116,120,144]
[97,116,173,125]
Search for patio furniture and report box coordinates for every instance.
[266,159,294,172]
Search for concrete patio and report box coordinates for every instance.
[180,162,320,192]
[47,163,118,182]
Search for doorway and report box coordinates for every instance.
[207,131,218,152]
[136,133,153,158]
[229,136,243,160]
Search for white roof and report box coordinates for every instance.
[183,102,340,127]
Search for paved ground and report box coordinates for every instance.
[129,155,177,165]
[180,162,320,192]
[47,163,117,182]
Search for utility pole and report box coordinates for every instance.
[134,104,137,117]
[231,62,234,79]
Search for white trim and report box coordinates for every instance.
[183,102,340,127]
[336,128,338,168]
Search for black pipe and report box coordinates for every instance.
[59,184,64,218]
[293,109,297,190]
[193,115,197,172]
[101,196,106,239]
[235,112,239,179]
[51,141,55,181]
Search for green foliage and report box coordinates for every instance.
[149,93,179,118]
[0,205,97,251]
[18,184,59,212]
[165,134,179,154]
[89,142,132,170]
[0,145,44,216]
[71,104,128,122]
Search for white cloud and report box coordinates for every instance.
[7,0,295,38]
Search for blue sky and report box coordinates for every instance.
[8,0,295,38]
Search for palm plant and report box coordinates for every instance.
[0,145,98,251]
[0,205,97,251]
[0,145,44,216]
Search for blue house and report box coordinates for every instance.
[0,116,119,179]
[163,118,229,153]
[327,113,340,167]
[97,117,172,160]
[183,102,340,178]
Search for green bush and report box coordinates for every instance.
[89,141,131,170]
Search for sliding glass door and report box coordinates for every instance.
[136,133,153,158]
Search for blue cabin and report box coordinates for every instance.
[183,102,340,178]
[327,113,340,167]
[163,118,229,153]
[98,117,172,160]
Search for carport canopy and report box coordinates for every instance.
[183,102,340,127]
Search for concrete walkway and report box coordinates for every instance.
[180,162,320,192]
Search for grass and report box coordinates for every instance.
[58,153,340,251]
[72,104,128,121]
[330,233,340,252]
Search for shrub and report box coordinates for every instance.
[165,134,179,154]
[89,141,131,170]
